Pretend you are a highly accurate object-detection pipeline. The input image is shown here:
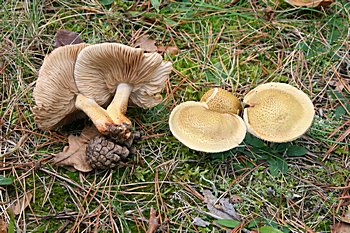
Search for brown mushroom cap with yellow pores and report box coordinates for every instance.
[200,88,243,115]
[169,88,246,153]
[33,44,116,133]
[243,82,315,142]
[74,43,172,141]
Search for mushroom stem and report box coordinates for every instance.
[106,83,133,126]
[75,94,115,134]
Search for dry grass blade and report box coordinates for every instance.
[323,125,350,160]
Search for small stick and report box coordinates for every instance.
[146,207,160,233]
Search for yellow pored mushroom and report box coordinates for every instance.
[243,82,315,142]
[169,88,246,153]
[200,88,243,115]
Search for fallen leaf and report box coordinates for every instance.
[156,45,180,56]
[134,35,158,52]
[284,0,333,7]
[52,126,99,172]
[341,210,350,224]
[9,192,32,215]
[193,217,210,227]
[202,190,241,221]
[0,217,7,233]
[134,35,180,55]
[329,80,347,92]
[54,30,84,48]
[331,222,350,233]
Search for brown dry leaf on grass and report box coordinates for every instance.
[134,35,158,52]
[134,35,179,55]
[331,209,350,233]
[192,217,210,227]
[157,45,180,56]
[285,0,333,7]
[202,190,241,220]
[9,192,32,215]
[0,217,7,233]
[54,29,84,48]
[331,222,350,233]
[52,126,99,172]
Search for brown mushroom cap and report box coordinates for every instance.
[200,88,242,115]
[74,43,172,108]
[169,101,246,153]
[33,44,90,129]
[243,82,315,142]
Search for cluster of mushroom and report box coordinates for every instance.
[33,43,172,169]
[169,83,315,153]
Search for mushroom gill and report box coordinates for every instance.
[33,43,116,134]
[74,43,172,141]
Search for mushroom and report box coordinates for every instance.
[200,88,243,115]
[33,44,116,134]
[74,43,172,141]
[169,88,246,153]
[243,82,315,142]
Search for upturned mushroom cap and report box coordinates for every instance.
[169,101,246,153]
[243,82,315,142]
[200,88,242,115]
[33,44,89,129]
[74,43,172,108]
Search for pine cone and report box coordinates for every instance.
[86,135,133,169]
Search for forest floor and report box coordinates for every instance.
[0,1,349,232]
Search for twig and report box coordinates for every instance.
[1,134,28,158]
[146,207,159,233]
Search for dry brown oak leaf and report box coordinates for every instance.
[285,0,333,7]
[0,217,6,233]
[134,35,179,55]
[331,222,350,233]
[54,29,84,48]
[53,126,99,172]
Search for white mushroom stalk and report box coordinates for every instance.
[106,83,133,126]
[75,94,116,134]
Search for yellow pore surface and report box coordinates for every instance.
[244,83,314,142]
[200,88,242,115]
[169,102,246,153]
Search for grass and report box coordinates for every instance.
[1,0,349,232]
